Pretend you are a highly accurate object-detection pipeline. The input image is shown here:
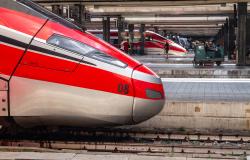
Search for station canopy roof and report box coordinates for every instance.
[34,0,250,37]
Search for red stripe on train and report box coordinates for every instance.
[0,44,161,100]
[0,8,141,70]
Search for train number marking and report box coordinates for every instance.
[118,84,129,95]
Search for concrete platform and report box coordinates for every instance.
[0,151,235,160]
[163,78,250,102]
[135,101,250,132]
[133,54,235,64]
[133,55,194,64]
[146,64,250,78]
[126,78,250,133]
[133,54,247,78]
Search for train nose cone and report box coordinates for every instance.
[133,97,165,123]
[132,65,165,124]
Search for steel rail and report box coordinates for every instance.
[0,127,250,159]
[0,140,248,159]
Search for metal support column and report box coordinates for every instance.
[237,2,247,66]
[228,18,236,60]
[52,5,63,16]
[140,24,145,55]
[163,30,167,37]
[78,4,85,26]
[71,4,86,28]
[117,17,125,46]
[234,4,238,27]
[218,29,222,44]
[128,24,134,55]
[224,19,229,57]
[103,17,110,43]
[219,26,224,45]
[154,27,159,33]
[246,18,250,63]
[215,28,222,45]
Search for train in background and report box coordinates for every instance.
[0,0,165,128]
[89,30,188,56]
[166,35,192,51]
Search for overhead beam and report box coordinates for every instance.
[34,0,241,37]
[87,5,250,17]
[124,16,228,23]
[85,23,222,28]
[151,24,223,28]
[34,0,250,6]
[86,4,245,16]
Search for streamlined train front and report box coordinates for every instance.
[0,0,165,128]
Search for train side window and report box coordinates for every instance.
[146,36,152,41]
[95,34,104,40]
[48,35,94,55]
[47,34,127,68]
[111,39,119,45]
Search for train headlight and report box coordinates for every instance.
[146,89,162,99]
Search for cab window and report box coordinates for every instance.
[47,34,127,68]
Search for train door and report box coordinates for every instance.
[0,78,8,116]
[0,0,50,119]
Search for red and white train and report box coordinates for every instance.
[0,0,165,128]
[89,30,187,56]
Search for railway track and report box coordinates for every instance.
[0,139,248,159]
[0,128,249,159]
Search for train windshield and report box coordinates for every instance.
[16,0,82,31]
[48,34,127,68]
[0,0,46,19]
[146,31,166,40]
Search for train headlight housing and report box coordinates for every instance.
[146,89,162,99]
